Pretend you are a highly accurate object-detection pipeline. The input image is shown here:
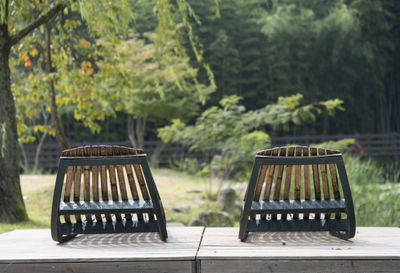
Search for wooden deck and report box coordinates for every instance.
[0,227,399,273]
[0,227,204,273]
[197,227,400,273]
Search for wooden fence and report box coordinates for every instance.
[19,132,399,172]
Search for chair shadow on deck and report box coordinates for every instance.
[60,232,169,249]
[244,231,354,246]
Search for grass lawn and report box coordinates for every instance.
[0,168,216,234]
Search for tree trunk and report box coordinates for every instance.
[136,116,146,149]
[45,23,69,151]
[127,114,138,148]
[150,141,166,167]
[127,115,147,149]
[33,131,47,173]
[18,143,29,172]
[0,24,28,222]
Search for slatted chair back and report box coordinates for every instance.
[51,145,167,243]
[239,146,355,241]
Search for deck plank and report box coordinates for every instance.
[1,226,399,273]
[198,227,400,273]
[0,227,204,273]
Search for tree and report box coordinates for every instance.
[0,0,69,222]
[159,93,344,196]
[97,32,214,164]
[12,69,54,173]
[0,0,214,221]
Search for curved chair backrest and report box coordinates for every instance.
[51,145,167,243]
[239,146,355,241]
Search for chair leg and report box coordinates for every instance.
[58,233,77,244]
[329,230,351,240]
[239,231,249,242]
[239,160,261,242]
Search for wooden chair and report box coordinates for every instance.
[239,146,356,241]
[51,145,168,243]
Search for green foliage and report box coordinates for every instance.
[310,138,356,153]
[183,0,400,134]
[96,27,215,148]
[344,156,400,227]
[159,94,344,188]
[99,32,214,120]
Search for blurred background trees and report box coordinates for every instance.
[12,0,398,147]
[0,0,399,225]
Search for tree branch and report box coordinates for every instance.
[10,2,67,46]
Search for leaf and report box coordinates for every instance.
[30,48,38,57]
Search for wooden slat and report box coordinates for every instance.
[310,147,321,220]
[319,148,331,219]
[251,151,269,221]
[113,146,131,221]
[83,146,92,222]
[271,148,286,220]
[129,149,154,220]
[327,150,341,219]
[261,149,277,220]
[282,147,294,220]
[106,146,121,221]
[73,148,84,223]
[100,146,112,222]
[122,148,143,221]
[302,147,311,219]
[91,146,102,222]
[293,147,302,220]
[63,150,75,223]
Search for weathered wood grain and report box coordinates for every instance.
[198,227,400,259]
[91,146,102,222]
[302,147,311,219]
[282,147,294,220]
[293,147,302,220]
[262,148,279,220]
[0,227,204,265]
[199,259,400,273]
[0,261,195,273]
[310,147,321,219]
[271,148,286,220]
[99,145,112,222]
[319,148,331,219]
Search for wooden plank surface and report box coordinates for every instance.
[0,227,204,264]
[198,227,400,259]
[2,261,194,273]
[1,227,399,273]
[198,227,400,272]
[200,259,400,273]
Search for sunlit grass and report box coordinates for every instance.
[0,169,213,234]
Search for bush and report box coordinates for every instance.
[345,156,400,227]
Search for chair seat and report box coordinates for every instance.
[59,200,154,215]
[247,199,346,214]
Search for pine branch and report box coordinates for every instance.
[10,2,67,46]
